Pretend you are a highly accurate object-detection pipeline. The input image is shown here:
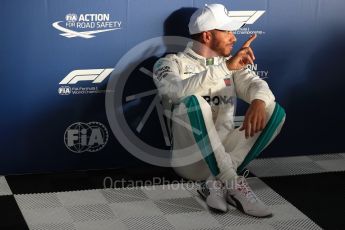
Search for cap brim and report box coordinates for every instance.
[217,20,245,31]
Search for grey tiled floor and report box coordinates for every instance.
[13,178,321,230]
[3,153,344,229]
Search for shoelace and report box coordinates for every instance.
[236,170,258,203]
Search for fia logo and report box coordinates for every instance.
[58,86,71,95]
[65,13,78,22]
[64,122,109,153]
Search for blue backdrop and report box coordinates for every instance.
[1,0,345,174]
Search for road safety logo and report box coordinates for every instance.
[52,13,122,39]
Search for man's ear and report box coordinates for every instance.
[202,31,212,44]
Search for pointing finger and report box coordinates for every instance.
[242,34,257,48]
[246,47,255,61]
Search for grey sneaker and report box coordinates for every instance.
[226,172,272,217]
[198,179,228,212]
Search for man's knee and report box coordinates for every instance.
[266,102,286,122]
[265,102,286,134]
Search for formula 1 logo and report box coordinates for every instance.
[60,69,114,85]
[64,122,109,153]
[230,10,266,35]
[229,11,265,25]
[52,13,122,39]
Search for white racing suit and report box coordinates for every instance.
[153,45,285,181]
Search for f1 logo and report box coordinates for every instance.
[229,11,265,24]
[59,68,114,84]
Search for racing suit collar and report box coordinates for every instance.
[184,42,226,67]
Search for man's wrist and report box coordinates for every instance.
[226,59,236,71]
[226,59,245,71]
[251,99,266,107]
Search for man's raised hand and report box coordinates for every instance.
[226,34,257,70]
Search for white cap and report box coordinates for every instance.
[188,4,244,35]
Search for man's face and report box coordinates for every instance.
[209,30,237,57]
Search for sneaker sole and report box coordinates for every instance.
[228,195,273,218]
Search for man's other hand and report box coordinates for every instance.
[240,99,266,138]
